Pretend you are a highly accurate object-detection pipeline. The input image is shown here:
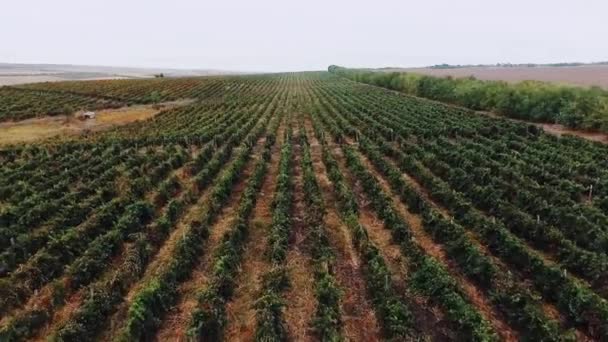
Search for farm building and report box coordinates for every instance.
[81,111,96,119]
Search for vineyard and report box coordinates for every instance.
[328,65,608,134]
[0,71,608,341]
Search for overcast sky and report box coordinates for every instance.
[1,0,607,72]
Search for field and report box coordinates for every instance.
[0,100,194,145]
[386,65,608,89]
[0,63,240,86]
[1,72,608,341]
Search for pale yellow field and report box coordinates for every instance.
[0,122,69,145]
[95,107,160,124]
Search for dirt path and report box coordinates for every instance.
[480,110,608,144]
[352,147,518,341]
[223,125,285,341]
[281,131,317,341]
[32,290,86,341]
[153,137,268,341]
[305,121,382,341]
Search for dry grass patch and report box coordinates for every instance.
[0,100,193,145]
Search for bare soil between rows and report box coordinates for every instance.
[223,123,286,341]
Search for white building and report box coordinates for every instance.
[81,111,96,119]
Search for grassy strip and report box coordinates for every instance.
[299,127,343,341]
[254,127,294,341]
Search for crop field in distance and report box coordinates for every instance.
[0,63,242,87]
[384,64,608,89]
[1,71,608,342]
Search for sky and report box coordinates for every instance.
[1,0,607,72]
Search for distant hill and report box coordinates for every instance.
[0,63,244,86]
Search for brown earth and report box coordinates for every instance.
[304,120,382,341]
[324,134,449,341]
[32,242,133,341]
[153,136,268,341]
[101,143,241,340]
[351,145,518,341]
[24,159,192,339]
[281,129,317,341]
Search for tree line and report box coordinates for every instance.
[328,65,608,133]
